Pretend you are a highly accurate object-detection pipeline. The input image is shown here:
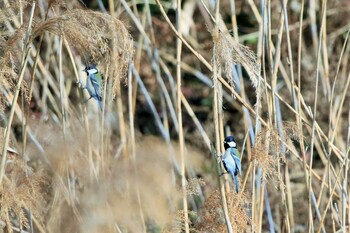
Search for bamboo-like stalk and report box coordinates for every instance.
[281,0,297,110]
[251,160,257,231]
[296,0,308,223]
[229,0,254,165]
[270,8,285,125]
[109,0,115,17]
[316,156,347,233]
[247,2,266,229]
[19,0,26,177]
[181,94,211,150]
[153,50,179,133]
[346,114,350,231]
[143,0,156,44]
[100,65,108,173]
[320,4,330,98]
[131,9,147,116]
[22,5,52,167]
[285,162,295,230]
[109,7,128,159]
[220,89,231,194]
[226,2,247,194]
[211,2,233,232]
[310,191,326,233]
[309,1,327,231]
[215,97,234,233]
[115,85,127,156]
[128,64,147,233]
[59,36,67,136]
[131,65,169,140]
[279,11,303,229]
[0,1,36,185]
[62,38,96,179]
[327,29,350,233]
[275,101,291,232]
[175,0,189,231]
[295,0,306,227]
[257,175,265,233]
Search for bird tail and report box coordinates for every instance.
[97,99,103,111]
[233,174,239,193]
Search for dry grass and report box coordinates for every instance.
[252,122,301,188]
[31,8,133,97]
[196,190,251,233]
[0,0,350,232]
[0,153,48,233]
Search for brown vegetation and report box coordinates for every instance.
[0,0,349,232]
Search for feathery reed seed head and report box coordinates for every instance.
[252,122,301,189]
[212,17,261,95]
[196,190,251,232]
[0,155,48,232]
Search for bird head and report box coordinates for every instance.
[83,64,98,75]
[223,136,236,150]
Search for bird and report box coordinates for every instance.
[222,135,242,193]
[79,64,103,111]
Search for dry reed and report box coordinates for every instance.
[0,0,349,232]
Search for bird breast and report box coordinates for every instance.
[223,149,237,172]
[86,76,95,96]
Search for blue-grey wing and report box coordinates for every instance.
[233,155,241,175]
[222,159,229,173]
[230,148,242,175]
[223,150,236,174]
[90,76,102,101]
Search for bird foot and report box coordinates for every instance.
[82,96,93,104]
[220,172,228,177]
[76,79,85,89]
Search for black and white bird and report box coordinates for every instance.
[78,64,103,111]
[222,136,242,193]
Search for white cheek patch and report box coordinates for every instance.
[87,68,98,75]
[228,141,236,148]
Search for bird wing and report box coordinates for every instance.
[233,155,242,175]
[230,148,242,175]
[222,158,229,173]
[232,147,241,159]
[90,74,102,101]
[222,149,236,174]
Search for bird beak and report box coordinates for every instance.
[83,67,87,72]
